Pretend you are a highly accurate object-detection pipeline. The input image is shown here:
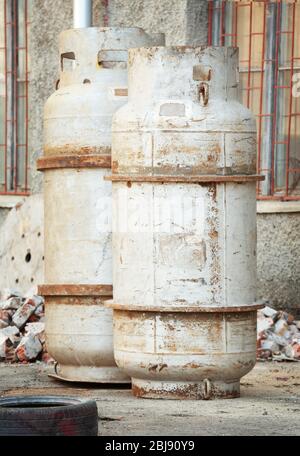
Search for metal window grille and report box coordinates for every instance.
[208,0,300,201]
[0,0,29,196]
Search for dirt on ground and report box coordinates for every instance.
[0,361,299,436]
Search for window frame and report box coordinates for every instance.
[208,0,300,202]
[0,0,29,196]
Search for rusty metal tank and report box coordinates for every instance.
[37,28,164,383]
[109,46,264,398]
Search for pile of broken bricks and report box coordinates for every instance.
[257,305,300,361]
[0,290,53,364]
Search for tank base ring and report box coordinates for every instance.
[37,154,111,170]
[132,378,240,400]
[49,364,131,384]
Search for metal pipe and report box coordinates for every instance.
[211,0,222,46]
[261,1,278,195]
[224,0,233,47]
[275,1,287,191]
[73,0,92,29]
[6,0,15,191]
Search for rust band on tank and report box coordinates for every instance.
[37,154,111,171]
[106,302,264,312]
[43,145,111,157]
[106,174,265,183]
[38,284,113,297]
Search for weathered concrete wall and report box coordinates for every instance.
[29,0,73,193]
[0,194,44,294]
[0,208,10,227]
[186,0,209,45]
[106,0,208,45]
[257,213,300,316]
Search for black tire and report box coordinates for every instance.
[0,396,98,436]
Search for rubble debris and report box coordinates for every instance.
[13,296,43,329]
[25,322,45,338]
[0,319,8,330]
[257,306,300,361]
[0,289,53,364]
[1,289,23,300]
[0,310,13,325]
[0,333,7,358]
[261,306,277,318]
[15,334,43,362]
[0,325,19,343]
[0,296,22,310]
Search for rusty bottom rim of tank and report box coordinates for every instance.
[38,284,113,298]
[105,174,265,184]
[37,154,111,170]
[105,301,264,312]
[49,364,131,385]
[131,379,241,400]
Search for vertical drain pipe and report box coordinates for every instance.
[261,2,278,195]
[73,0,93,28]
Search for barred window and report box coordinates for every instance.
[208,0,300,201]
[0,0,29,195]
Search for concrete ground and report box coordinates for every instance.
[0,361,299,436]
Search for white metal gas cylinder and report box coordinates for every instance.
[109,46,264,398]
[38,28,164,383]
